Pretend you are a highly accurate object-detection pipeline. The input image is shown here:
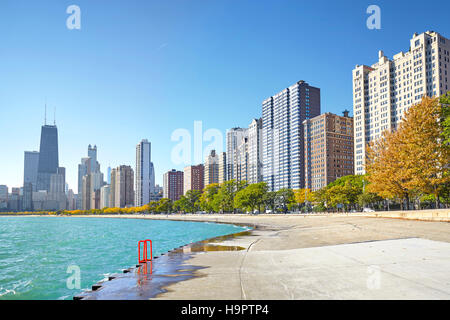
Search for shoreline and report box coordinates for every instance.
[3,212,450,299]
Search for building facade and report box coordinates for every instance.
[79,145,104,210]
[218,152,227,183]
[24,151,39,192]
[304,111,354,191]
[112,165,134,208]
[163,169,184,201]
[100,185,110,209]
[135,139,155,207]
[226,128,248,182]
[184,164,204,195]
[204,150,219,186]
[36,125,59,192]
[262,80,321,191]
[234,134,248,182]
[0,185,8,210]
[247,118,263,184]
[352,31,450,174]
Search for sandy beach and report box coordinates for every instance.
[71,211,450,299]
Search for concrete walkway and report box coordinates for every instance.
[148,214,450,299]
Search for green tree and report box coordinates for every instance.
[263,191,277,213]
[440,92,450,145]
[234,182,268,213]
[213,180,248,213]
[156,198,172,213]
[313,175,365,211]
[275,188,295,213]
[357,192,383,209]
[173,196,190,213]
[184,189,202,212]
[199,183,220,212]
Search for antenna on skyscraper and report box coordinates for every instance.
[53,106,56,125]
[44,103,47,125]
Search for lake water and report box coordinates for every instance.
[0,216,248,300]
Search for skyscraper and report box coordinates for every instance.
[247,118,263,184]
[23,151,39,210]
[49,167,67,210]
[111,165,134,208]
[88,145,100,173]
[234,134,248,182]
[78,157,90,195]
[204,150,219,186]
[226,128,248,181]
[218,152,227,184]
[149,162,155,194]
[79,145,104,210]
[352,31,450,174]
[36,125,59,192]
[109,168,117,207]
[107,166,111,184]
[262,80,321,191]
[135,139,154,207]
[0,185,8,210]
[24,151,39,192]
[100,185,110,209]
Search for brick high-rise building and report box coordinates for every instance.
[304,111,354,191]
[163,169,183,201]
[184,164,204,195]
[111,165,134,208]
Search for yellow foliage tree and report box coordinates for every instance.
[293,188,314,204]
[367,96,450,208]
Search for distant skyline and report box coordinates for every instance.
[1,0,449,191]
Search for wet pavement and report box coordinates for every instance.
[73,230,251,300]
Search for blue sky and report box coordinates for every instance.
[0,0,449,192]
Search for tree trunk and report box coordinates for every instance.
[435,193,440,209]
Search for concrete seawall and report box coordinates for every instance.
[356,209,450,222]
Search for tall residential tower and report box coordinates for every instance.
[262,80,321,191]
[352,31,450,174]
[135,139,155,206]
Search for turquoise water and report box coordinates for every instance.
[0,216,248,300]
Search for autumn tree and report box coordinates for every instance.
[293,188,314,210]
[367,96,450,209]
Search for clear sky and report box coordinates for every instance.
[0,0,449,192]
